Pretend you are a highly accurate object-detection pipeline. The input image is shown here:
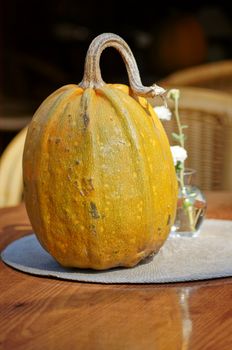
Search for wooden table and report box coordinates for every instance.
[0,192,232,350]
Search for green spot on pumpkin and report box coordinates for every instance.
[83,112,89,128]
[55,138,61,144]
[167,215,171,226]
[89,202,100,219]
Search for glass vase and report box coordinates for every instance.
[169,168,207,238]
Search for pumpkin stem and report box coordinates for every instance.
[79,33,166,98]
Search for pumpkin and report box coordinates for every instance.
[23,33,177,270]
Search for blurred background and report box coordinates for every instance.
[0,0,232,154]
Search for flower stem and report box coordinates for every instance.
[186,201,196,231]
[169,89,196,233]
[173,95,185,190]
[174,96,184,149]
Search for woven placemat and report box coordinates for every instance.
[1,219,232,283]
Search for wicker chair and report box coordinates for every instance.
[159,60,232,93]
[151,87,232,191]
[0,127,27,207]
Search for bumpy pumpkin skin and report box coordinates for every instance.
[23,83,177,270]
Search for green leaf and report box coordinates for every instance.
[172,132,182,142]
[181,125,188,129]
[175,161,184,171]
[171,133,186,143]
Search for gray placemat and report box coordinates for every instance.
[1,219,232,283]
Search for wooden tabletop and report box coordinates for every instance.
[0,191,232,350]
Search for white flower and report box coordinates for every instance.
[170,146,188,165]
[154,106,172,121]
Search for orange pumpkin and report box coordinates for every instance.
[23,33,177,270]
